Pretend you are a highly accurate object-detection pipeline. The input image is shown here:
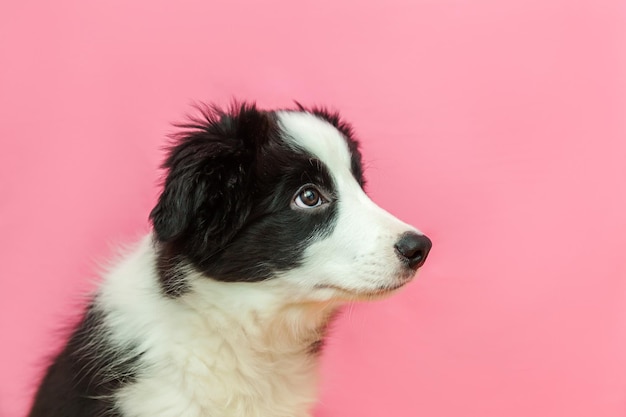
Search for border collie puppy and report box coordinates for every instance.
[29,103,432,417]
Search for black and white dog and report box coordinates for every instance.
[29,103,432,417]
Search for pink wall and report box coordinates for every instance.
[2,1,625,416]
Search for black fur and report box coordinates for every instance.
[155,243,191,297]
[29,306,140,417]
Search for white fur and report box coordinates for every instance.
[94,113,421,417]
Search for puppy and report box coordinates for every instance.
[28,103,431,417]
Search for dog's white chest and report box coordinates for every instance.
[105,274,322,417]
[116,344,318,417]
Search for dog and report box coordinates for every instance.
[28,103,432,417]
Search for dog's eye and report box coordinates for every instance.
[294,186,325,209]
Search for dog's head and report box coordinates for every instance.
[150,103,431,301]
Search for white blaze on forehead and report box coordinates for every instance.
[276,111,353,174]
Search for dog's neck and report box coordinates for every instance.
[185,276,341,357]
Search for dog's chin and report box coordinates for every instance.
[316,273,419,301]
[350,283,408,301]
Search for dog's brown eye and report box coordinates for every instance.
[294,187,324,208]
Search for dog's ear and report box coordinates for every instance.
[150,103,273,255]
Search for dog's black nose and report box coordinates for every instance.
[394,232,432,269]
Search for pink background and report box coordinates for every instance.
[2,1,626,416]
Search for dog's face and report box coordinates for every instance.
[150,104,431,301]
